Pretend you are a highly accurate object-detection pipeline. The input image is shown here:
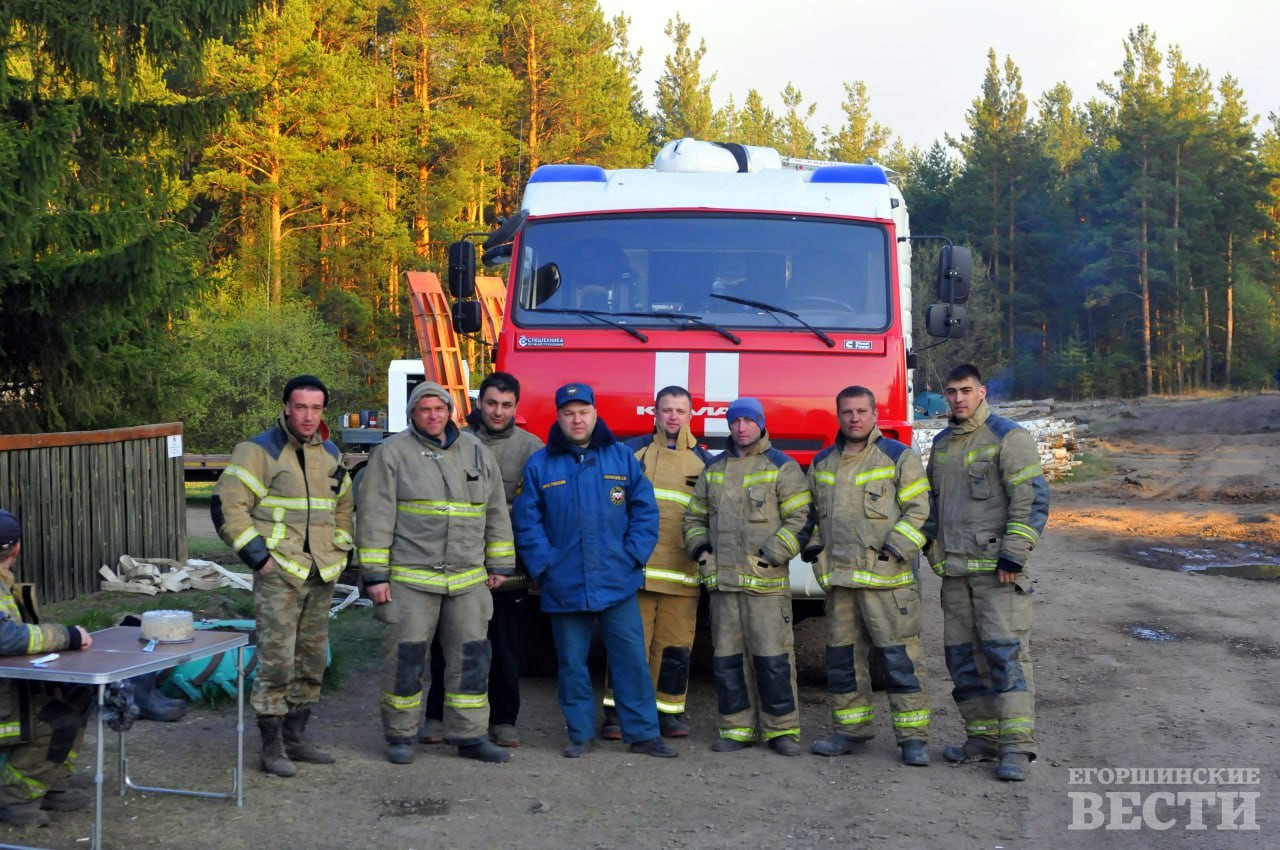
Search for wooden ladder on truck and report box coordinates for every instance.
[406,271,470,423]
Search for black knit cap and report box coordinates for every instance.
[0,509,20,548]
[282,374,329,406]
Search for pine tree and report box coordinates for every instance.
[653,14,715,142]
[823,81,891,163]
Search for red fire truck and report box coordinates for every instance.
[450,138,970,601]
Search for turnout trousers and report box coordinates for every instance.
[252,566,333,716]
[603,590,699,716]
[0,692,89,805]
[941,574,1036,756]
[709,591,799,743]
[377,583,493,746]
[548,596,659,745]
[823,585,931,742]
[427,588,528,727]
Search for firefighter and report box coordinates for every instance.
[802,386,932,766]
[511,382,675,759]
[421,372,544,748]
[600,386,711,740]
[358,382,515,765]
[213,374,354,777]
[0,510,94,827]
[924,364,1049,782]
[682,398,811,756]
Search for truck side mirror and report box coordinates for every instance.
[925,303,968,339]
[482,243,513,266]
[452,300,482,334]
[448,241,477,299]
[937,245,971,304]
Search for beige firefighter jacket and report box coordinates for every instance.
[356,423,515,595]
[214,414,355,586]
[629,425,711,597]
[804,427,930,590]
[464,416,542,590]
[682,435,810,595]
[923,399,1049,576]
[0,566,74,745]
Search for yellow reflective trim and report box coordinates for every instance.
[0,721,21,741]
[683,527,708,542]
[1007,528,1037,544]
[964,446,999,466]
[1009,464,1042,485]
[223,464,267,498]
[968,559,999,572]
[270,552,312,581]
[644,567,700,587]
[397,500,485,517]
[897,479,929,502]
[720,727,756,742]
[381,691,423,711]
[260,496,308,510]
[359,548,390,565]
[1000,716,1034,731]
[966,719,999,735]
[337,474,352,497]
[701,575,719,589]
[656,699,685,713]
[686,499,708,516]
[485,541,516,557]
[743,470,778,487]
[854,466,894,486]
[930,559,946,576]
[775,528,799,557]
[389,565,488,592]
[601,695,616,708]
[892,710,931,728]
[813,470,836,486]
[25,626,44,655]
[762,727,800,741]
[705,471,724,484]
[444,692,488,709]
[653,488,693,506]
[834,706,874,724]
[268,507,287,550]
[780,491,812,516]
[847,569,915,588]
[893,521,926,548]
[233,527,259,551]
[738,574,788,591]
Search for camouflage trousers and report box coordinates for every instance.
[0,690,89,805]
[252,567,333,717]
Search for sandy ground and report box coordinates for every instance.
[12,393,1280,849]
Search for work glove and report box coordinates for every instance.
[996,557,1022,574]
[690,543,712,562]
[800,546,823,564]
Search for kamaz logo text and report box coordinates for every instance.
[635,405,728,417]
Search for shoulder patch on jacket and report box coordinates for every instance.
[623,434,649,452]
[876,437,908,463]
[249,426,288,459]
[764,447,796,470]
[812,444,838,466]
[984,414,1022,439]
[932,427,953,445]
[322,439,341,460]
[693,445,715,465]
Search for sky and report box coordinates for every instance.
[597,0,1279,153]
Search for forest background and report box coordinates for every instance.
[3,1,1278,451]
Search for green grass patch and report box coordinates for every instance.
[185,481,215,504]
[1061,451,1115,484]
[187,535,235,562]
[45,586,257,632]
[325,606,382,688]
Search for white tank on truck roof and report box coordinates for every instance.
[653,138,784,173]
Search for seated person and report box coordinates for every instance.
[0,509,94,828]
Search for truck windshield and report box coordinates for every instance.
[512,213,891,332]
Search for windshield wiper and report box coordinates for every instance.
[528,307,648,343]
[709,294,835,348]
[615,311,741,345]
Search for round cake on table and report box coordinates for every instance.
[140,610,195,643]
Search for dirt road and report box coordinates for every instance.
[17,394,1280,849]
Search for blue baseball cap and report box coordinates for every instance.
[0,510,20,547]
[726,397,766,431]
[555,382,596,408]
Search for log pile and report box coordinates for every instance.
[912,398,1087,482]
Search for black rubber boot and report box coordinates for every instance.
[257,716,297,777]
[283,707,335,764]
[132,672,188,722]
[458,740,510,764]
[600,708,622,741]
[0,800,49,827]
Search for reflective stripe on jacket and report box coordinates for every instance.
[212,415,355,586]
[0,567,73,745]
[626,426,712,597]
[922,400,1049,576]
[356,423,514,595]
[804,427,929,590]
[464,413,543,591]
[682,434,810,595]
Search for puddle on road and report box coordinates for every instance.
[1127,542,1280,580]
[1125,624,1184,642]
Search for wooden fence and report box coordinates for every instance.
[0,424,186,604]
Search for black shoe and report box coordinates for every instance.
[659,713,690,738]
[768,736,802,756]
[0,801,48,827]
[459,740,510,764]
[132,672,188,722]
[997,751,1031,781]
[563,739,595,758]
[710,738,750,753]
[899,740,930,766]
[629,737,678,758]
[810,731,872,757]
[600,709,622,741]
[942,737,999,763]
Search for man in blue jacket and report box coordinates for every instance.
[512,383,676,759]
